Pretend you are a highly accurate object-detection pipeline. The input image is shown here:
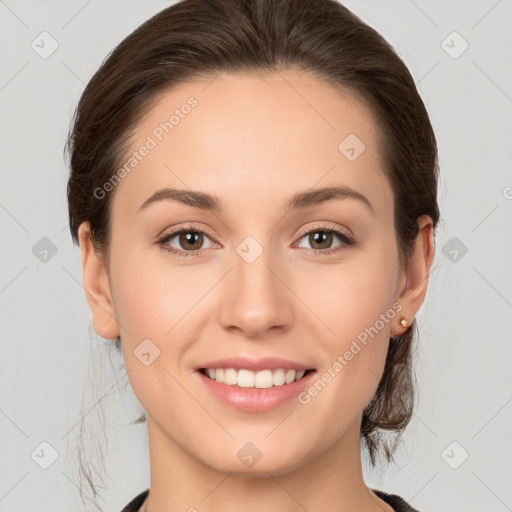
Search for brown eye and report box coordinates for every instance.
[307,231,335,250]
[297,227,354,254]
[177,231,204,251]
[157,225,215,258]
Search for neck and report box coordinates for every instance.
[142,415,391,512]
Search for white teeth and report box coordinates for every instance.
[295,369,306,381]
[285,369,295,384]
[203,367,310,388]
[223,368,238,385]
[238,369,255,388]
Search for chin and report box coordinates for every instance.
[202,444,310,477]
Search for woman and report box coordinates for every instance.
[66,0,439,510]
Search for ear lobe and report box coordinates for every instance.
[394,215,435,334]
[78,221,120,340]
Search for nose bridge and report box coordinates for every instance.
[218,232,293,335]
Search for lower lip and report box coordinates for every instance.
[195,369,317,412]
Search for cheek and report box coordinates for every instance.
[109,245,209,343]
[305,241,399,403]
[317,244,399,343]
[110,251,203,416]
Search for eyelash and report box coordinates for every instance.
[156,223,356,259]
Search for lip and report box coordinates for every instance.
[195,368,317,412]
[195,356,315,372]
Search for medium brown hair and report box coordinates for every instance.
[65,0,439,505]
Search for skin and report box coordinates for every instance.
[78,70,434,512]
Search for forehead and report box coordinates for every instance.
[111,70,392,220]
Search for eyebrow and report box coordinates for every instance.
[138,185,374,215]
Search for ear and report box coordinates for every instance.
[78,221,120,340]
[391,214,435,337]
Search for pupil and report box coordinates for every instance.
[312,231,331,249]
[182,232,201,249]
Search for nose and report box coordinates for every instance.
[218,245,294,338]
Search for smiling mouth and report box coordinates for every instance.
[198,367,316,389]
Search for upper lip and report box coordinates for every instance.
[196,356,316,372]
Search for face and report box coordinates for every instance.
[84,70,413,476]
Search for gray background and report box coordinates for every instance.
[1,1,511,511]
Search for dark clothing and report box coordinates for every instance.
[121,487,420,511]
[373,489,420,511]
[120,489,148,512]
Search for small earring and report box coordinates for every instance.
[400,317,409,328]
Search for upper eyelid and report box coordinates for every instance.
[296,223,352,239]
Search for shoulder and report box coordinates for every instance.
[120,488,150,512]
[371,488,421,512]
